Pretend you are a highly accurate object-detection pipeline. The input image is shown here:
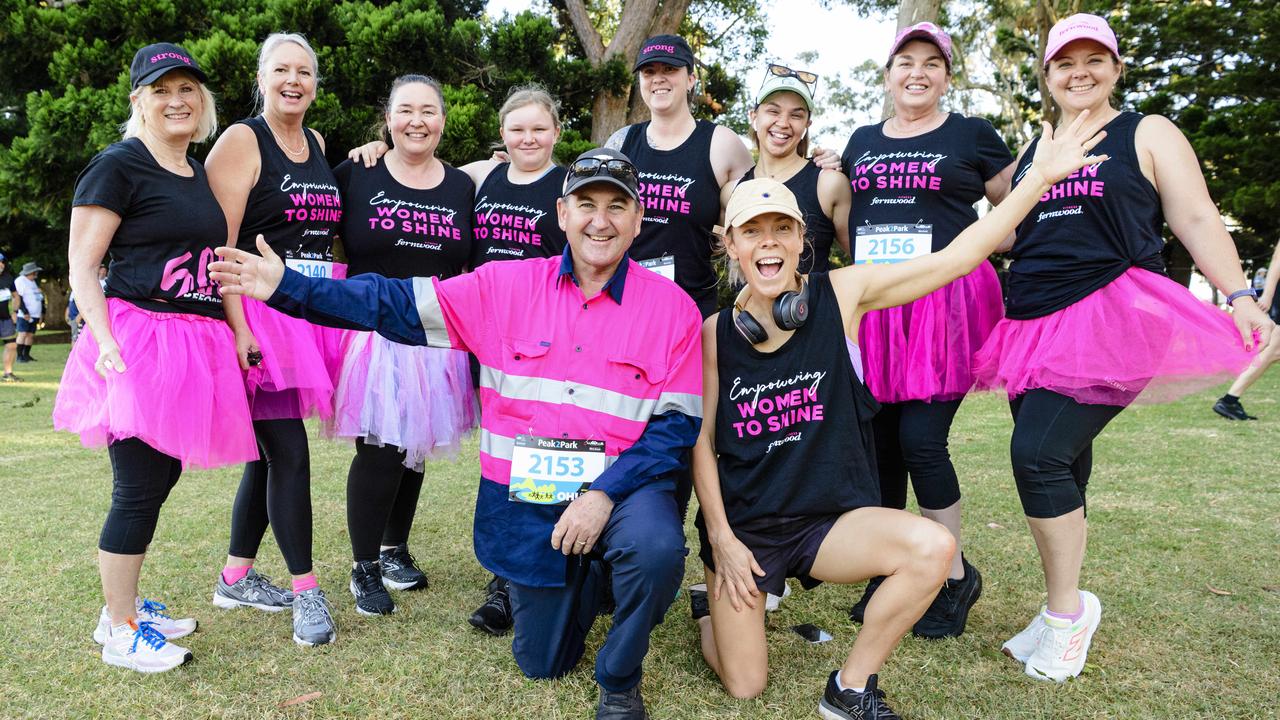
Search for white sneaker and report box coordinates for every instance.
[765,582,792,612]
[93,598,197,644]
[101,619,193,673]
[1000,606,1047,663]
[1024,591,1103,682]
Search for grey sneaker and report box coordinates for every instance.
[292,587,337,646]
[212,568,294,612]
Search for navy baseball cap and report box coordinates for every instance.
[633,35,696,72]
[563,148,641,202]
[130,43,208,90]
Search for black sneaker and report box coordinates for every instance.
[379,544,429,591]
[469,575,512,635]
[1213,397,1257,421]
[596,684,649,720]
[912,556,982,639]
[689,583,709,620]
[349,560,396,616]
[818,671,900,720]
[848,575,885,624]
[0,373,18,383]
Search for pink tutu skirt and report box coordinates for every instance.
[859,262,1004,403]
[325,331,477,470]
[53,298,258,469]
[241,296,342,421]
[973,267,1256,406]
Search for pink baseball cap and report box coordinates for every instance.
[888,22,953,69]
[1044,13,1119,67]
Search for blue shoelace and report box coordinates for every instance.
[138,598,172,619]
[131,621,168,652]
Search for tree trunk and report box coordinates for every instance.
[563,0,695,143]
[881,0,944,121]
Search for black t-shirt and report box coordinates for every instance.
[333,160,474,280]
[237,116,342,267]
[1007,112,1165,319]
[622,120,723,317]
[708,273,880,528]
[742,163,837,273]
[841,113,1012,256]
[72,138,227,318]
[471,164,568,268]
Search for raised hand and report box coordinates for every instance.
[1028,108,1110,187]
[210,235,286,302]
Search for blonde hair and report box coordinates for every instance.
[499,84,561,129]
[253,32,320,113]
[121,74,219,143]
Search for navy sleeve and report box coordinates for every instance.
[591,410,700,502]
[972,118,1015,181]
[267,268,428,345]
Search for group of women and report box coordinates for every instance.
[50,13,1272,720]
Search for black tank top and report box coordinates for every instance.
[711,273,880,527]
[333,159,474,280]
[742,163,836,273]
[1007,112,1165,319]
[621,119,722,317]
[237,115,342,265]
[841,113,1012,256]
[471,163,568,268]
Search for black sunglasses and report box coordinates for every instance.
[568,158,639,187]
[766,63,819,89]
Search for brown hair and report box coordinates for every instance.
[375,74,446,144]
[750,92,811,159]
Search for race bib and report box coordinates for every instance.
[854,224,932,265]
[508,435,608,506]
[638,255,676,282]
[286,258,336,279]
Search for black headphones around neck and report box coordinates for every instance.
[733,276,810,345]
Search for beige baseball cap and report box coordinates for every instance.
[724,178,804,228]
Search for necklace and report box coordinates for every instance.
[264,116,306,157]
[759,154,806,181]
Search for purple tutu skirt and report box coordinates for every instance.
[53,298,258,469]
[241,296,342,421]
[859,262,1004,403]
[973,267,1256,406]
[325,331,477,470]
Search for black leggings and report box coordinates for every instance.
[872,399,964,511]
[99,438,182,554]
[1009,389,1124,519]
[347,439,425,562]
[227,418,313,575]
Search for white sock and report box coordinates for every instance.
[834,672,864,694]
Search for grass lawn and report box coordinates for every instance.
[1,342,1277,719]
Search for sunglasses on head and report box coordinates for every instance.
[568,157,639,187]
[766,63,819,89]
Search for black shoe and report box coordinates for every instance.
[349,560,396,616]
[689,584,709,620]
[0,373,18,383]
[849,575,885,624]
[818,672,900,720]
[379,544,429,591]
[1213,397,1257,421]
[469,575,512,636]
[912,556,982,639]
[596,684,649,720]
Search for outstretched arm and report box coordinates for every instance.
[831,111,1109,317]
[211,236,429,346]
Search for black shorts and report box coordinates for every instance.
[0,318,14,342]
[696,513,840,597]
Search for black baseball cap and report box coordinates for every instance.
[562,148,641,202]
[130,42,208,90]
[633,34,695,72]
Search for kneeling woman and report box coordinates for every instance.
[693,114,1107,717]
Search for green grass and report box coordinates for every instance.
[1,343,1277,719]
